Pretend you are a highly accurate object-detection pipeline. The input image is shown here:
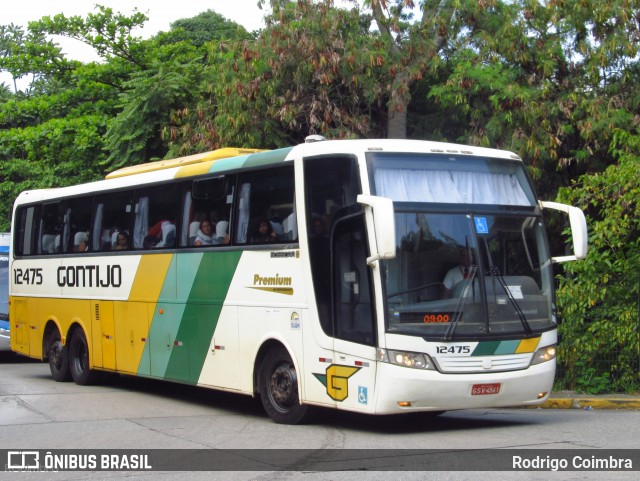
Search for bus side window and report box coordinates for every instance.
[65,196,93,253]
[134,184,180,250]
[93,191,134,252]
[234,167,295,245]
[39,202,63,255]
[181,177,233,247]
[15,206,39,256]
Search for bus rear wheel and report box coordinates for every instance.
[47,331,71,382]
[69,329,101,385]
[259,346,312,424]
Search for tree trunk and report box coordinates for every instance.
[387,106,408,139]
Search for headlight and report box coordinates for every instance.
[377,348,436,370]
[531,344,556,365]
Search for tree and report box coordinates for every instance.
[428,0,640,197]
[172,0,393,149]
[160,10,254,47]
[555,129,640,393]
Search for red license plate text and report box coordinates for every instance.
[471,383,501,395]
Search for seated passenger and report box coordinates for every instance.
[114,231,129,250]
[74,231,89,252]
[145,220,175,249]
[194,221,214,246]
[41,234,56,254]
[251,217,278,243]
[442,248,472,299]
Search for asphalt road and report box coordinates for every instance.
[0,351,638,480]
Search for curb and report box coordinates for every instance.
[538,396,640,410]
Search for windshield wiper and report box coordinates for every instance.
[443,264,478,341]
[482,243,533,335]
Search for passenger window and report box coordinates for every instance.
[235,167,296,245]
[64,197,94,253]
[39,202,63,255]
[93,191,134,251]
[15,206,39,256]
[132,184,180,250]
[180,177,233,247]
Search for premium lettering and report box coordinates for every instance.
[57,265,122,288]
[253,273,292,286]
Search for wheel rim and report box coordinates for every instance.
[268,362,297,411]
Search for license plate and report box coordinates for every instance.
[471,383,501,395]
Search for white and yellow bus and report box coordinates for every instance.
[10,138,587,423]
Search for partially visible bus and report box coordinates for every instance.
[0,232,9,350]
[9,139,587,423]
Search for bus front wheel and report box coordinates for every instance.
[259,346,312,424]
[68,329,101,385]
[47,331,71,382]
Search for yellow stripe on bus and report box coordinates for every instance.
[105,148,263,179]
[109,254,174,374]
[128,254,173,302]
[516,337,541,353]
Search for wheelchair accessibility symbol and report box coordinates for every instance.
[358,386,368,405]
[474,217,489,234]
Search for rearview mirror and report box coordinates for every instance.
[539,201,588,263]
[357,194,396,265]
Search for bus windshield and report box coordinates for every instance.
[369,153,554,340]
[383,212,554,340]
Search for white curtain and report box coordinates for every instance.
[181,191,192,246]
[133,197,149,249]
[92,204,104,251]
[237,183,251,243]
[374,169,531,206]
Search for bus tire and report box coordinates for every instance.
[259,346,312,424]
[68,329,101,385]
[47,330,71,382]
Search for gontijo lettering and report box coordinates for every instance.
[57,265,122,288]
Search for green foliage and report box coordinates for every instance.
[104,66,200,169]
[427,0,640,198]
[0,114,107,229]
[160,10,253,47]
[29,6,150,67]
[555,130,640,393]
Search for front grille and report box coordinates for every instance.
[436,353,532,373]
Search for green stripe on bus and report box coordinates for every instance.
[208,155,254,173]
[472,340,524,356]
[494,340,521,354]
[242,147,293,168]
[141,253,198,378]
[164,250,242,383]
[472,341,501,356]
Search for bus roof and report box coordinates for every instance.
[105,148,265,179]
[13,140,522,206]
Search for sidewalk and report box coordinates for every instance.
[538,391,640,410]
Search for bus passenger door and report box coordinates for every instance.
[329,214,378,412]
